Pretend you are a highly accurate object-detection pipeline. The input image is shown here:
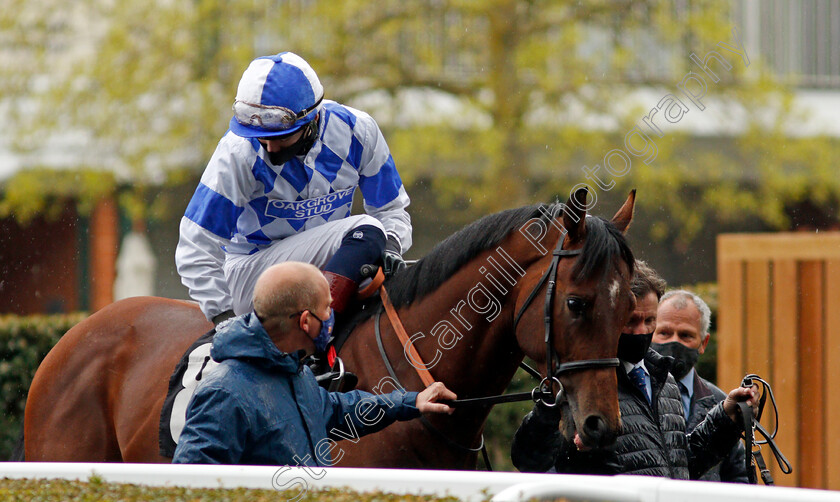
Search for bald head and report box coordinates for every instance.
[253,262,329,332]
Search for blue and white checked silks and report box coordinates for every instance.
[176,100,412,320]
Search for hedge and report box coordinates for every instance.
[0,313,87,461]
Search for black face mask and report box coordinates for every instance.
[267,119,319,166]
[651,341,699,380]
[617,332,653,364]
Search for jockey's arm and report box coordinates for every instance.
[355,112,413,255]
[176,135,257,322]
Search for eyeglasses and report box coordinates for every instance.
[233,95,323,131]
[289,309,329,322]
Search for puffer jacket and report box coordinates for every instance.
[172,313,420,466]
[511,349,741,479]
[690,373,750,483]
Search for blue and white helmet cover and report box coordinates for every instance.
[230,52,324,138]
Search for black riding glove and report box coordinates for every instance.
[212,309,236,327]
[383,236,406,275]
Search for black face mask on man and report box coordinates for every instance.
[267,119,319,166]
[616,332,653,364]
[650,341,699,380]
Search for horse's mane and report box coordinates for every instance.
[384,203,634,308]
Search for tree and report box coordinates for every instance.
[2,0,836,245]
[0,0,259,222]
[277,0,838,243]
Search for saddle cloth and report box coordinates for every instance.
[158,328,219,458]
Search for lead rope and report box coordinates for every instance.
[737,374,793,485]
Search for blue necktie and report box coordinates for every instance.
[628,366,650,404]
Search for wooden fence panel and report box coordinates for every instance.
[717,259,744,390]
[771,259,799,485]
[717,233,840,490]
[745,260,771,391]
[798,261,824,489]
[826,260,840,490]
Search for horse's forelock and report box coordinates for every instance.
[571,216,635,284]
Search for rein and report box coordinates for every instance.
[379,286,552,407]
[737,374,793,485]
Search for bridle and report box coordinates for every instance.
[369,217,621,467]
[512,224,620,407]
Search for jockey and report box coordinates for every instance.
[176,52,411,327]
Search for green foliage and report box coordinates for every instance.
[0,169,115,224]
[0,478,466,501]
[2,0,836,245]
[680,282,719,384]
[482,367,540,471]
[286,0,835,245]
[0,313,86,460]
[0,0,258,224]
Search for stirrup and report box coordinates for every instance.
[313,356,358,392]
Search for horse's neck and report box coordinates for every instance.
[386,243,543,398]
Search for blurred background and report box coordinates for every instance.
[1,0,838,483]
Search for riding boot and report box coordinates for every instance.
[323,271,357,314]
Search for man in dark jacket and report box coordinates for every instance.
[173,261,455,466]
[652,289,749,483]
[510,261,757,479]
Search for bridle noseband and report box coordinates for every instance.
[513,224,620,407]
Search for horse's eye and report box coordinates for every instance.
[566,297,587,316]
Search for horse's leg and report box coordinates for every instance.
[119,396,172,462]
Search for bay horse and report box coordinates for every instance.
[24,189,637,468]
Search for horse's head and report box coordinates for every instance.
[514,188,636,450]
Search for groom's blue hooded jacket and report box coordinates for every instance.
[172,313,420,465]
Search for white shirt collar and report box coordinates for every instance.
[622,360,649,375]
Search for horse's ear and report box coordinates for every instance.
[563,186,588,241]
[611,189,636,234]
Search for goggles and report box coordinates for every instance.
[232,95,323,131]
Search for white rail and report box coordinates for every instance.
[2,463,838,502]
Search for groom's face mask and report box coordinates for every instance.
[617,291,659,363]
[650,341,699,380]
[617,331,653,364]
[651,298,709,379]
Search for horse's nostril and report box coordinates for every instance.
[582,415,609,446]
[583,415,605,434]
